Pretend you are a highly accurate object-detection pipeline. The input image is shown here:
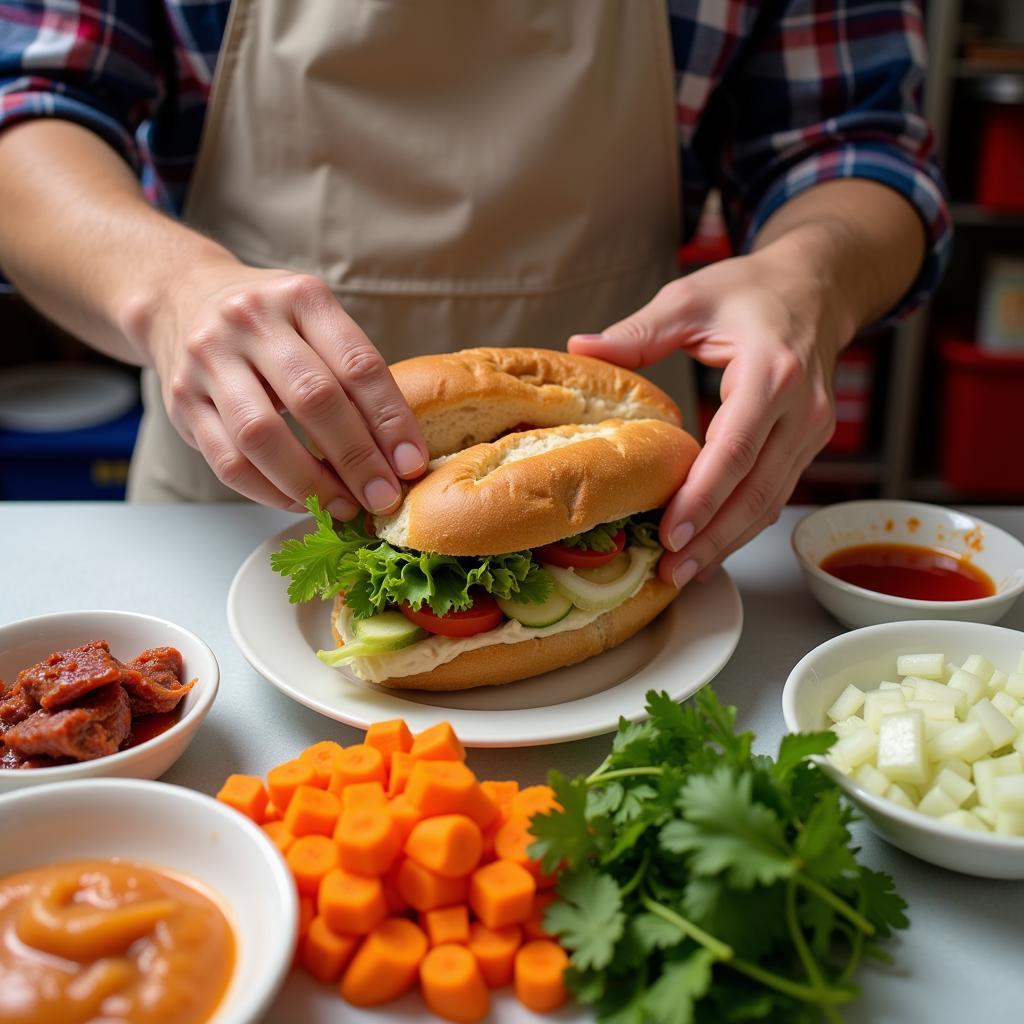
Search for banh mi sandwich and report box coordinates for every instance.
[272,348,700,691]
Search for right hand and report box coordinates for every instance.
[142,258,429,518]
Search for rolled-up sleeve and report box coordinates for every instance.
[0,1,164,170]
[716,0,951,323]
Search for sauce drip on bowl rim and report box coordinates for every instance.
[819,543,996,602]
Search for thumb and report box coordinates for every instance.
[567,284,688,369]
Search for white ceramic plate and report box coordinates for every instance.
[0,363,138,432]
[227,523,743,746]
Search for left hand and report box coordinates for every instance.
[569,248,852,589]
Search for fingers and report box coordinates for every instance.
[288,276,429,481]
[207,364,361,519]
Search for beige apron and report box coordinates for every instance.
[128,0,696,502]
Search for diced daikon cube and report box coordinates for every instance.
[967,698,1018,751]
[993,774,1024,812]
[961,654,994,683]
[863,690,907,731]
[926,721,991,764]
[1005,672,1024,700]
[944,662,960,681]
[1013,706,1024,731]
[909,677,966,715]
[933,768,975,806]
[879,680,903,692]
[988,669,1007,695]
[827,683,866,722]
[939,809,987,833]
[832,715,867,739]
[901,683,916,700]
[885,783,916,809]
[995,810,1024,837]
[829,728,878,773]
[918,785,958,818]
[897,653,945,679]
[906,699,956,721]
[876,711,928,785]
[947,668,986,707]
[991,691,1021,719]
[935,757,971,781]
[973,752,1023,806]
[973,805,997,828]
[924,719,956,742]
[853,762,890,797]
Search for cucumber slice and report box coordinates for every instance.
[544,546,658,612]
[318,611,426,666]
[497,588,574,628]
[576,552,630,585]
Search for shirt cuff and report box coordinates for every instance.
[739,143,952,326]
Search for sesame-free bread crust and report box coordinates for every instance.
[390,347,682,457]
[331,576,678,691]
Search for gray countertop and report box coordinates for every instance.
[2,503,1021,1023]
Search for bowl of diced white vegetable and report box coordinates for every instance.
[782,619,1024,879]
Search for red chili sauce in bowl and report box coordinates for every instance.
[820,543,996,602]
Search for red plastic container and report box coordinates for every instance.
[975,78,1024,211]
[940,337,1024,494]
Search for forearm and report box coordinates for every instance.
[0,119,234,365]
[751,178,926,345]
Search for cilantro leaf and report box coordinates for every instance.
[694,689,753,765]
[529,772,594,871]
[642,949,715,1024]
[562,517,630,551]
[794,788,857,882]
[661,768,795,887]
[682,878,786,959]
[774,732,835,782]
[546,867,625,971]
[630,911,687,953]
[855,867,909,938]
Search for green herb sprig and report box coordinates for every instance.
[530,689,908,1023]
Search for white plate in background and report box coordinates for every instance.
[0,363,137,432]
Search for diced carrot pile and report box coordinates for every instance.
[215,719,568,1022]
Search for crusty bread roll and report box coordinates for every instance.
[374,418,700,555]
[331,577,677,691]
[390,347,682,457]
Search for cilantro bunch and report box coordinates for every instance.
[530,690,908,1024]
[271,497,551,617]
[562,514,663,552]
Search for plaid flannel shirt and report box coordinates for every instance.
[0,0,950,319]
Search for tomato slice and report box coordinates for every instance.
[536,529,626,569]
[399,593,504,637]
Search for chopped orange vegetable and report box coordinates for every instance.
[387,750,416,797]
[262,820,296,855]
[513,785,559,819]
[216,774,268,823]
[382,862,409,915]
[420,942,490,1023]
[284,785,341,838]
[319,867,388,936]
[514,939,569,1012]
[410,722,466,762]
[387,793,423,845]
[469,859,536,929]
[405,814,482,879]
[298,894,316,938]
[263,802,284,823]
[467,922,522,988]
[299,740,347,786]
[480,820,501,863]
[340,780,387,808]
[365,719,414,767]
[287,834,339,896]
[421,904,470,946]
[267,758,319,811]
[328,744,386,792]
[335,803,401,876]
[494,814,555,885]
[480,779,519,822]
[405,762,498,829]
[339,917,428,1006]
[301,916,359,983]
[395,858,469,912]
[523,891,558,941]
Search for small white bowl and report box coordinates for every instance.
[0,610,219,792]
[782,619,1024,879]
[0,778,297,1024]
[792,500,1024,628]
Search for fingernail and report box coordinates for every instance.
[328,498,358,521]
[364,477,400,513]
[393,441,426,477]
[667,521,695,553]
[672,558,699,589]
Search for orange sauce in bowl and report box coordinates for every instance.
[820,543,996,602]
[0,860,234,1024]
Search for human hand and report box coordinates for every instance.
[569,248,852,588]
[142,259,428,517]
